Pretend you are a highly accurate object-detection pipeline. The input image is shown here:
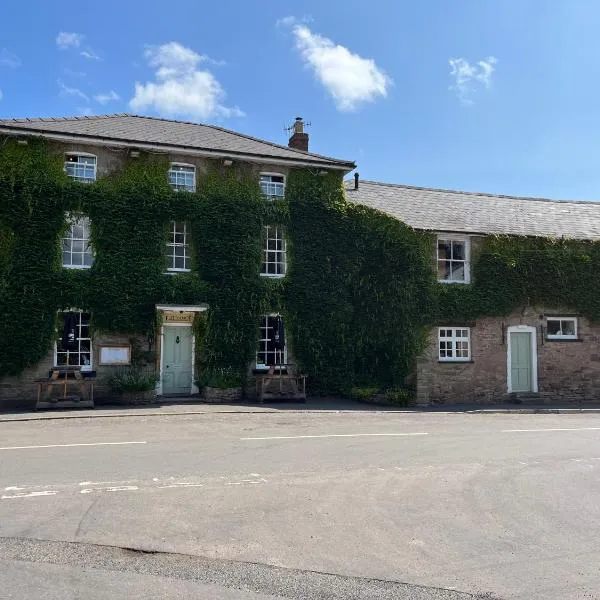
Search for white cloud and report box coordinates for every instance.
[94,90,120,104]
[56,32,84,50]
[285,21,391,111]
[57,79,89,102]
[78,106,94,116]
[129,41,244,120]
[0,49,21,68]
[80,47,101,61]
[449,56,497,105]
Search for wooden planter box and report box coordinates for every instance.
[202,387,243,403]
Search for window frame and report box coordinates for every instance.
[437,234,471,284]
[546,316,578,340]
[260,225,287,278]
[259,172,286,201]
[255,313,288,370]
[61,213,94,270]
[54,310,93,372]
[64,152,97,184]
[165,220,191,273]
[438,327,472,362]
[168,162,196,193]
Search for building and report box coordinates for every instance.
[347,180,600,404]
[0,114,355,407]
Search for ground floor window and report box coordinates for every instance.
[438,327,471,361]
[256,314,287,369]
[546,316,577,340]
[55,311,92,371]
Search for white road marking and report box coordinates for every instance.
[2,490,58,499]
[80,485,138,494]
[0,441,147,451]
[503,427,600,433]
[240,433,429,440]
[4,486,24,491]
[158,483,204,489]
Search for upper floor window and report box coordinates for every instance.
[55,310,92,372]
[261,226,287,278]
[65,154,96,183]
[260,173,285,201]
[437,236,470,283]
[62,214,94,269]
[166,221,191,272]
[168,164,196,192]
[546,317,577,340]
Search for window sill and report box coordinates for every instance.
[438,280,470,285]
[545,337,582,343]
[62,265,92,270]
[165,270,192,275]
[260,273,286,279]
[438,359,474,364]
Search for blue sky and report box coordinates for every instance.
[1,0,599,200]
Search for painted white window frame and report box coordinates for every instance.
[259,172,286,201]
[438,327,471,362]
[64,152,97,183]
[437,235,470,284]
[507,325,538,393]
[166,221,191,272]
[260,225,287,278]
[256,313,288,370]
[546,316,578,340]
[62,213,94,269]
[155,304,207,396]
[168,163,196,192]
[54,309,93,372]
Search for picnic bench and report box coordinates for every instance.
[255,364,307,403]
[35,366,95,410]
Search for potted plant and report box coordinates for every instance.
[107,368,158,405]
[197,367,243,403]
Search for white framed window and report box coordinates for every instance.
[260,173,285,201]
[439,327,471,361]
[55,311,93,372]
[62,214,94,269]
[166,221,191,272]
[168,163,196,192]
[261,226,287,277]
[437,236,470,283]
[65,153,97,183]
[546,317,577,340]
[256,314,287,369]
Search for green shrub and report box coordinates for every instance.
[197,367,242,389]
[348,386,380,401]
[108,369,157,393]
[384,388,416,407]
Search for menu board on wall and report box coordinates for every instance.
[99,345,131,365]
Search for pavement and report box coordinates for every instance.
[2,409,600,598]
[2,397,600,422]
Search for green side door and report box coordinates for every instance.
[510,332,532,393]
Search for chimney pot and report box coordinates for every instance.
[288,117,309,152]
[354,172,359,190]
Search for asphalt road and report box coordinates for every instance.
[1,410,600,599]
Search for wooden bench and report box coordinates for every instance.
[255,365,307,403]
[35,366,95,410]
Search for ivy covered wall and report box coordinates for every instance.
[2,137,600,394]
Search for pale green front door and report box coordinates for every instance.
[162,326,193,395]
[510,332,533,392]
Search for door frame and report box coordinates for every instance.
[155,304,208,396]
[506,325,538,393]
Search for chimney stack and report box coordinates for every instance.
[288,117,309,152]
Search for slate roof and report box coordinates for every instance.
[0,114,355,170]
[345,180,600,240]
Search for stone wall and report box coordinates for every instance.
[417,306,600,405]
